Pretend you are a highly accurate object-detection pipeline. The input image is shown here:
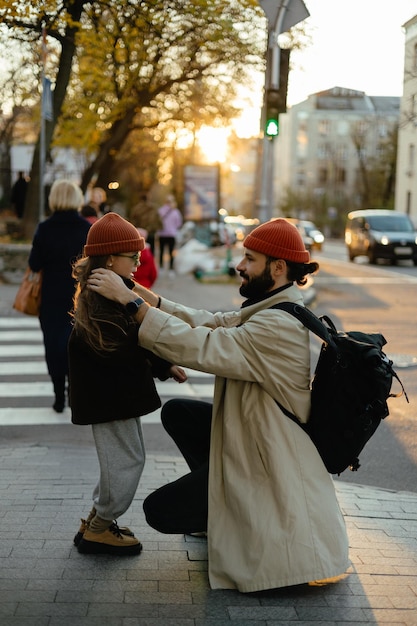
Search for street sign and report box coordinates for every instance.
[259,0,309,34]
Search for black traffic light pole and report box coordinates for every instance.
[257,0,309,223]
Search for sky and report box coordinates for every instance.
[232,0,416,138]
[287,0,417,105]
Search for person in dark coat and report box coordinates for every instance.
[28,179,91,412]
[11,171,28,219]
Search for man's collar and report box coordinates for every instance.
[241,282,293,308]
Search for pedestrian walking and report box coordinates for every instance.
[28,179,91,412]
[157,194,182,275]
[11,171,28,219]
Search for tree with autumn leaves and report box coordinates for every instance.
[0,0,265,237]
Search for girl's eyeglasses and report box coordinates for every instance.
[113,253,140,264]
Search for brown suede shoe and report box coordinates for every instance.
[73,515,134,547]
[77,521,142,556]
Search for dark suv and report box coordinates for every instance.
[345,209,417,265]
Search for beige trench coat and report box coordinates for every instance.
[138,285,349,592]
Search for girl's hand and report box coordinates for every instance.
[169,365,187,383]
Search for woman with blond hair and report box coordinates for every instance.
[28,179,91,412]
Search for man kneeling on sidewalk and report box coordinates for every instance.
[87,218,349,591]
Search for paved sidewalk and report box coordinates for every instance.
[0,443,417,625]
[1,270,417,624]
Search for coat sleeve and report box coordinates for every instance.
[160,298,241,329]
[144,348,172,381]
[28,229,43,272]
[138,305,309,388]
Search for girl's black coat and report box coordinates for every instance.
[69,296,171,425]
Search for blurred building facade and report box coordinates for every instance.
[395,13,417,221]
[5,85,406,227]
[272,87,400,222]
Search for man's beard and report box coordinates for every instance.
[239,264,274,299]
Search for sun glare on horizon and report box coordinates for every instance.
[196,126,231,164]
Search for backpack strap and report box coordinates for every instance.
[273,303,409,403]
[275,398,310,432]
[269,302,327,428]
[270,302,334,346]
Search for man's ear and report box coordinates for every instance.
[270,258,287,277]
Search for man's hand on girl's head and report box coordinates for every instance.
[88,268,135,304]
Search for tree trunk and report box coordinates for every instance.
[80,108,137,192]
[22,0,87,240]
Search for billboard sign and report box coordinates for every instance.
[183,164,220,221]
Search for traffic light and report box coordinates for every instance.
[265,88,280,138]
[263,48,290,139]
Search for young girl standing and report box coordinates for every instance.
[69,212,186,555]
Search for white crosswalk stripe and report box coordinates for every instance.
[0,316,214,426]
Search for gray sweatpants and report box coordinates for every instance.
[91,417,145,521]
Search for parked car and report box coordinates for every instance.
[286,218,324,252]
[345,209,417,265]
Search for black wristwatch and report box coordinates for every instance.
[125,297,145,315]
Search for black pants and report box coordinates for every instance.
[143,399,212,534]
[158,236,176,269]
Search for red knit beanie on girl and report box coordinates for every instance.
[84,213,145,257]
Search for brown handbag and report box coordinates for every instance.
[13,267,43,316]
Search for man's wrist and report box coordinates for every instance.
[120,290,138,305]
[133,284,160,307]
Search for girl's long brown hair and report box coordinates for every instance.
[72,255,128,353]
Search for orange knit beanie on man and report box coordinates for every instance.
[243,218,310,263]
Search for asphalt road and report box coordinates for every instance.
[311,242,417,492]
[1,241,416,492]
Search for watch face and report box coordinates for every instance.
[126,300,138,314]
[126,298,144,314]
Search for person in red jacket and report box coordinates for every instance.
[132,228,158,288]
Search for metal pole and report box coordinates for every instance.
[39,80,45,223]
[259,30,282,223]
[257,0,309,223]
[265,8,287,220]
[39,27,47,223]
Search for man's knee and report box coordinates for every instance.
[143,488,173,534]
[143,491,160,530]
[161,398,183,432]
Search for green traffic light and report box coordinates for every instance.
[265,118,279,137]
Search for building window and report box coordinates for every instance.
[317,143,332,159]
[318,168,327,184]
[408,144,415,172]
[412,94,417,118]
[336,144,348,160]
[358,147,367,160]
[296,171,306,187]
[318,119,331,135]
[378,122,388,138]
[355,120,368,136]
[335,167,346,184]
[296,124,308,158]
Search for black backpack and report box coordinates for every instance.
[272,302,408,475]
